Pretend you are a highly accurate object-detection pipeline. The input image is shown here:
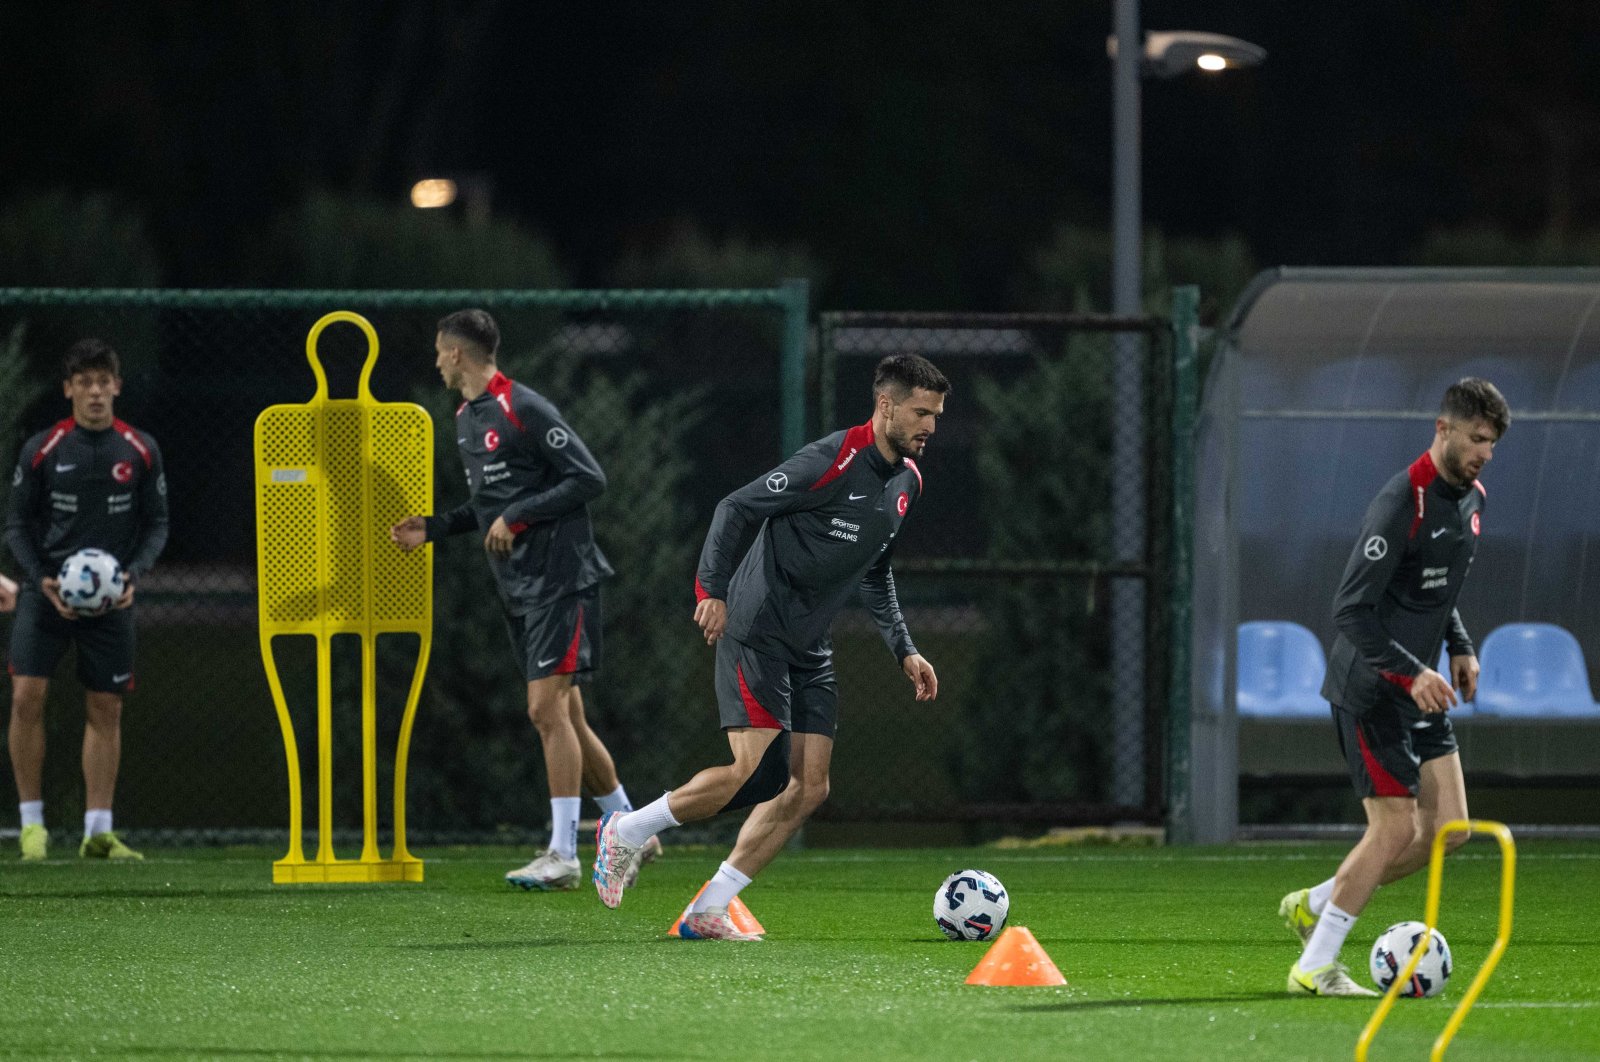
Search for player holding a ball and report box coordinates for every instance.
[5,339,168,861]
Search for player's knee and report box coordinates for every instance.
[1438,824,1472,855]
[720,731,791,813]
[792,773,830,814]
[84,693,122,726]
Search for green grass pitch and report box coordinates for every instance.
[2,840,1597,1060]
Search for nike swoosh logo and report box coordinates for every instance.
[112,673,132,684]
[848,492,868,501]
[56,463,76,472]
[537,657,558,668]
[1431,527,1447,538]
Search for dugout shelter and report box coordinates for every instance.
[1186,268,1600,842]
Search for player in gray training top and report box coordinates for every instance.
[591,353,949,939]
[391,309,655,890]
[1280,377,1510,997]
[7,338,169,862]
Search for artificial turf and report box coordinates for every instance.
[1,839,1596,1060]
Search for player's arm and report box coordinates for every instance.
[0,571,16,612]
[1332,490,1454,712]
[118,436,170,606]
[5,441,49,589]
[497,399,607,532]
[1445,608,1479,700]
[858,551,937,702]
[392,501,475,551]
[693,444,835,643]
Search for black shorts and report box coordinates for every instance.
[713,636,838,738]
[8,590,137,694]
[1332,702,1458,799]
[503,586,601,684]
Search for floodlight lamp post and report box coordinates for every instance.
[1105,3,1264,810]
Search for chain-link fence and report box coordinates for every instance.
[0,287,805,845]
[814,311,1179,829]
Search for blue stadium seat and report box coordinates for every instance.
[1473,623,1600,717]
[1237,621,1330,718]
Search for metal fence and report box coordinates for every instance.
[814,306,1193,830]
[0,287,1197,846]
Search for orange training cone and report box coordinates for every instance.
[965,926,1067,986]
[668,882,767,937]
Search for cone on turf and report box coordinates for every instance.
[667,882,767,937]
[965,926,1066,986]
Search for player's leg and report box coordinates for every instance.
[10,592,70,860]
[1289,705,1419,996]
[503,674,585,889]
[1379,740,1470,885]
[501,598,586,888]
[682,658,839,937]
[593,638,792,908]
[10,676,51,860]
[77,611,141,859]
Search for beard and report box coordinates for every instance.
[884,419,925,459]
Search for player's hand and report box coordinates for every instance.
[113,573,136,610]
[1449,653,1479,702]
[40,577,76,621]
[903,653,938,702]
[1410,667,1457,714]
[390,516,427,552]
[694,597,727,645]
[484,516,516,556]
[0,572,16,613]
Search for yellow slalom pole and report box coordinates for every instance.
[1355,819,1515,1062]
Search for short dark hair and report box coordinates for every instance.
[1441,377,1510,438]
[62,338,120,380]
[872,354,951,402]
[437,309,500,362]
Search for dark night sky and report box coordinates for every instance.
[5,1,1600,308]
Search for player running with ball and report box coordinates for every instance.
[1281,378,1509,996]
[591,354,948,939]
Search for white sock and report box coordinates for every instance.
[594,784,633,816]
[617,792,679,847]
[85,808,113,838]
[548,797,581,859]
[19,801,44,829]
[691,861,753,914]
[1299,902,1357,970]
[1308,876,1336,916]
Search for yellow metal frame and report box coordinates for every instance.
[253,311,434,883]
[1356,819,1516,1062]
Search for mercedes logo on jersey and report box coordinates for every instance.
[1364,535,1388,560]
[766,472,788,492]
[546,427,569,449]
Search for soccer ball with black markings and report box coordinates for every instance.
[934,869,1009,941]
[57,548,126,616]
[1370,920,1452,998]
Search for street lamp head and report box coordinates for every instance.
[1107,31,1267,79]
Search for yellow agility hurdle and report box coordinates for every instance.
[1356,818,1516,1062]
[253,311,434,883]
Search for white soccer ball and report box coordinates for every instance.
[934,869,1009,941]
[57,548,126,616]
[1370,920,1453,998]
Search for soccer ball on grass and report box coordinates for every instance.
[934,869,1009,941]
[56,548,126,616]
[1370,920,1452,998]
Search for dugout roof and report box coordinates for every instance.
[1189,269,1600,833]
